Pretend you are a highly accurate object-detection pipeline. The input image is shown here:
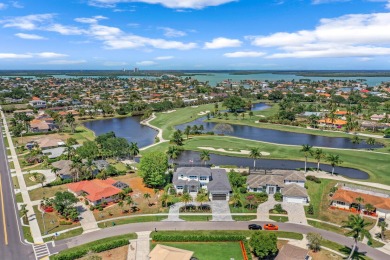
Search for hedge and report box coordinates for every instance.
[91,239,129,253]
[46,179,72,187]
[306,175,321,183]
[152,233,246,242]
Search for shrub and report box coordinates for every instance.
[273,204,284,213]
[46,179,72,187]
[152,233,245,242]
[304,183,308,189]
[89,205,95,211]
[273,192,283,202]
[307,204,314,215]
[52,249,88,260]
[84,200,89,206]
[91,239,129,253]
[306,175,321,183]
[59,221,73,225]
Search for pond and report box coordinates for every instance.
[174,150,369,179]
[176,105,379,149]
[83,117,157,148]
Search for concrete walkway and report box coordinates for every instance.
[128,231,151,260]
[23,170,56,191]
[76,202,99,233]
[163,202,185,221]
[256,196,275,221]
[1,109,43,243]
[140,113,169,151]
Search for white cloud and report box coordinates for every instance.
[1,13,54,30]
[155,56,174,60]
[45,24,86,35]
[34,52,68,58]
[41,59,87,65]
[224,51,266,58]
[88,0,237,9]
[103,61,128,66]
[204,37,242,49]
[159,27,186,37]
[0,53,32,59]
[249,12,390,58]
[312,0,351,4]
[0,3,7,10]
[74,15,107,24]
[15,33,46,40]
[11,1,24,8]
[136,60,157,66]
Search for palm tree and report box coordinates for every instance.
[231,189,242,208]
[129,142,139,160]
[184,125,191,139]
[366,137,376,150]
[118,201,125,213]
[180,193,192,212]
[312,148,326,172]
[364,203,375,215]
[51,166,60,177]
[66,113,76,133]
[300,144,313,173]
[84,159,96,179]
[326,154,343,175]
[64,145,76,160]
[341,214,372,260]
[196,191,209,209]
[378,220,388,241]
[199,150,210,165]
[143,193,151,206]
[126,196,133,212]
[355,197,364,212]
[166,146,181,165]
[249,147,261,169]
[20,204,29,224]
[160,193,170,208]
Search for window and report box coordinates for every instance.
[180,175,184,178]
[337,201,345,205]
[189,176,197,180]
[200,176,208,181]
[177,186,183,189]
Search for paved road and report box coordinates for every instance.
[0,123,35,260]
[50,221,389,259]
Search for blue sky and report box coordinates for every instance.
[1,0,390,69]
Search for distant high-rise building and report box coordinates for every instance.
[134,67,139,72]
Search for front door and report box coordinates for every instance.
[268,186,275,194]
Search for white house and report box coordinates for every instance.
[246,170,308,204]
[172,167,231,201]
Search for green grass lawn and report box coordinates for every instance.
[322,239,372,260]
[22,226,33,243]
[269,215,289,222]
[29,183,68,201]
[308,219,344,235]
[305,179,335,219]
[43,227,83,242]
[230,204,258,213]
[150,241,244,260]
[97,215,168,228]
[9,160,15,169]
[12,176,19,189]
[70,125,95,143]
[179,215,212,221]
[15,192,23,203]
[23,172,44,187]
[232,215,257,221]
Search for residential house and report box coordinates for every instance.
[148,244,194,260]
[172,167,231,201]
[318,118,347,128]
[246,170,308,204]
[67,178,128,206]
[275,244,311,260]
[331,186,390,217]
[29,97,46,108]
[31,137,65,150]
[51,160,73,179]
[371,113,386,121]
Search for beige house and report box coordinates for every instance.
[149,244,194,260]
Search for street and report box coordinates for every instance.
[0,123,35,260]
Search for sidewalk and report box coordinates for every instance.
[1,109,43,243]
[140,113,169,151]
[127,231,151,260]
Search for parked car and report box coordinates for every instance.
[263,224,279,230]
[248,224,262,230]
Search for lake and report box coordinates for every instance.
[174,150,369,179]
[83,117,157,148]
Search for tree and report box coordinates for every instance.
[184,125,191,139]
[66,138,78,146]
[180,193,192,211]
[52,191,78,216]
[342,214,372,260]
[300,144,313,172]
[231,189,242,208]
[139,151,168,188]
[118,201,125,213]
[143,193,151,206]
[307,204,314,215]
[326,154,343,175]
[66,113,76,133]
[307,232,322,252]
[64,145,76,160]
[166,146,182,165]
[366,137,376,150]
[364,203,375,214]
[246,194,255,210]
[355,197,364,211]
[249,232,278,258]
[84,159,96,179]
[37,174,46,189]
[196,191,209,208]
[249,147,261,169]
[223,96,246,112]
[199,150,210,165]
[378,220,388,241]
[171,129,184,146]
[213,123,234,135]
[126,196,133,212]
[312,148,326,172]
[228,170,247,189]
[76,141,99,160]
[249,111,254,119]
[20,204,29,223]
[160,193,170,208]
[351,135,361,144]
[129,142,139,159]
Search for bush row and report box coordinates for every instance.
[52,239,129,260]
[152,233,246,242]
[306,175,321,183]
[46,178,73,187]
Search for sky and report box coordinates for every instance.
[1,0,390,70]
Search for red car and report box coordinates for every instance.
[263,224,279,230]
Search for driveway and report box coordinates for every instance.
[163,202,185,221]
[76,202,100,233]
[282,202,308,225]
[210,200,232,221]
[256,196,275,221]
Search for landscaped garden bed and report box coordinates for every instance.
[179,204,211,213]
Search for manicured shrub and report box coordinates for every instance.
[273,192,283,202]
[59,221,73,225]
[307,204,314,215]
[91,239,129,253]
[52,248,88,260]
[46,179,72,187]
[152,233,245,242]
[306,175,321,183]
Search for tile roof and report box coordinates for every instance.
[318,118,347,125]
[275,244,308,260]
[332,188,390,211]
[149,244,193,260]
[282,184,308,198]
[246,170,305,188]
[67,178,121,202]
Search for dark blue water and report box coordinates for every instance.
[84,117,157,148]
[176,104,379,149]
[175,150,369,179]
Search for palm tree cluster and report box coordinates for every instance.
[300,144,343,175]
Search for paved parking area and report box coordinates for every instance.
[282,202,308,225]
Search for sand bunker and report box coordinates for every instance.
[198,147,270,156]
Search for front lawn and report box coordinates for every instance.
[269,215,289,223]
[232,215,257,221]
[23,172,45,187]
[150,241,244,260]
[179,215,212,221]
[97,215,167,228]
[43,227,83,242]
[12,176,19,189]
[29,183,69,201]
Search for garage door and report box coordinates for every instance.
[212,194,226,200]
[284,197,306,203]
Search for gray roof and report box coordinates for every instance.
[275,244,308,260]
[247,170,305,188]
[175,167,212,177]
[207,169,231,193]
[282,184,308,198]
[51,160,72,177]
[42,145,81,159]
